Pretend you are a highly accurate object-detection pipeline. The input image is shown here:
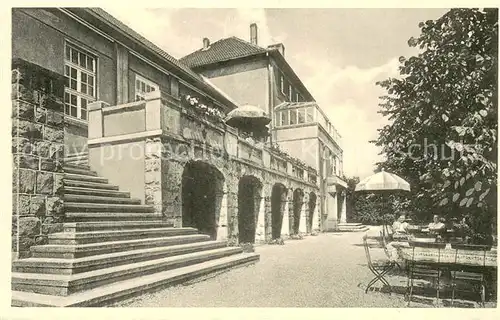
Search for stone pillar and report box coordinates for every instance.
[255,196,266,243]
[299,197,307,234]
[144,137,163,216]
[340,191,347,224]
[324,189,338,231]
[264,194,272,242]
[12,59,65,259]
[281,197,290,238]
[226,175,239,244]
[312,199,320,231]
[161,158,184,227]
[216,184,228,241]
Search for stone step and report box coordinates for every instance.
[63,187,131,198]
[13,240,228,275]
[63,166,97,176]
[48,227,198,245]
[65,212,160,222]
[64,173,108,184]
[65,153,88,160]
[11,253,260,307]
[12,247,244,296]
[62,220,172,232]
[63,163,91,171]
[338,226,369,232]
[65,160,89,166]
[64,202,154,213]
[338,225,367,230]
[64,179,119,190]
[64,158,89,163]
[338,223,362,227]
[63,194,141,205]
[31,234,208,258]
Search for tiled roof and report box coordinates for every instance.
[180,37,267,68]
[77,8,237,110]
[87,8,202,80]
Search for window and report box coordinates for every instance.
[295,92,300,102]
[64,44,96,120]
[280,75,285,94]
[298,108,305,124]
[135,74,159,101]
[306,107,314,122]
[290,109,297,125]
[288,85,293,101]
[281,110,289,126]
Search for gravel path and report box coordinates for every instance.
[112,228,421,307]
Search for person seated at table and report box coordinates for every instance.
[384,215,410,262]
[392,214,409,236]
[428,214,446,235]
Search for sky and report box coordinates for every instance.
[104,7,449,179]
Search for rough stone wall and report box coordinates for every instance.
[12,59,65,259]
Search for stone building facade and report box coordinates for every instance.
[86,90,320,245]
[180,25,348,231]
[11,8,321,258]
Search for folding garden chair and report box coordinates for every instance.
[450,244,490,307]
[379,230,402,271]
[406,241,446,307]
[363,234,395,293]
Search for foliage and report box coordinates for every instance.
[374,9,498,244]
[239,242,255,252]
[289,233,304,240]
[182,94,226,123]
[345,174,412,225]
[267,238,285,245]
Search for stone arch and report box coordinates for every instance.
[271,183,288,239]
[307,192,318,233]
[181,160,225,240]
[238,175,263,243]
[292,188,305,235]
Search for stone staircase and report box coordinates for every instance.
[338,223,369,232]
[64,151,89,166]
[11,159,259,307]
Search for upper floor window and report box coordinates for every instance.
[275,106,317,127]
[297,108,305,124]
[280,75,285,95]
[135,74,159,101]
[64,44,96,120]
[306,107,315,122]
[295,92,300,102]
[280,110,289,126]
[289,108,297,125]
[288,84,293,101]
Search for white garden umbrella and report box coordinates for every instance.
[355,169,411,236]
[355,169,411,192]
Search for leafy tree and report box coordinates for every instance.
[374,8,498,244]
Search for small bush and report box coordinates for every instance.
[239,242,255,252]
[268,238,285,245]
[289,233,304,240]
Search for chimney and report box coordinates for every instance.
[250,23,258,45]
[267,43,285,57]
[202,37,210,50]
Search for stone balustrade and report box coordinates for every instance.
[87,90,318,189]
